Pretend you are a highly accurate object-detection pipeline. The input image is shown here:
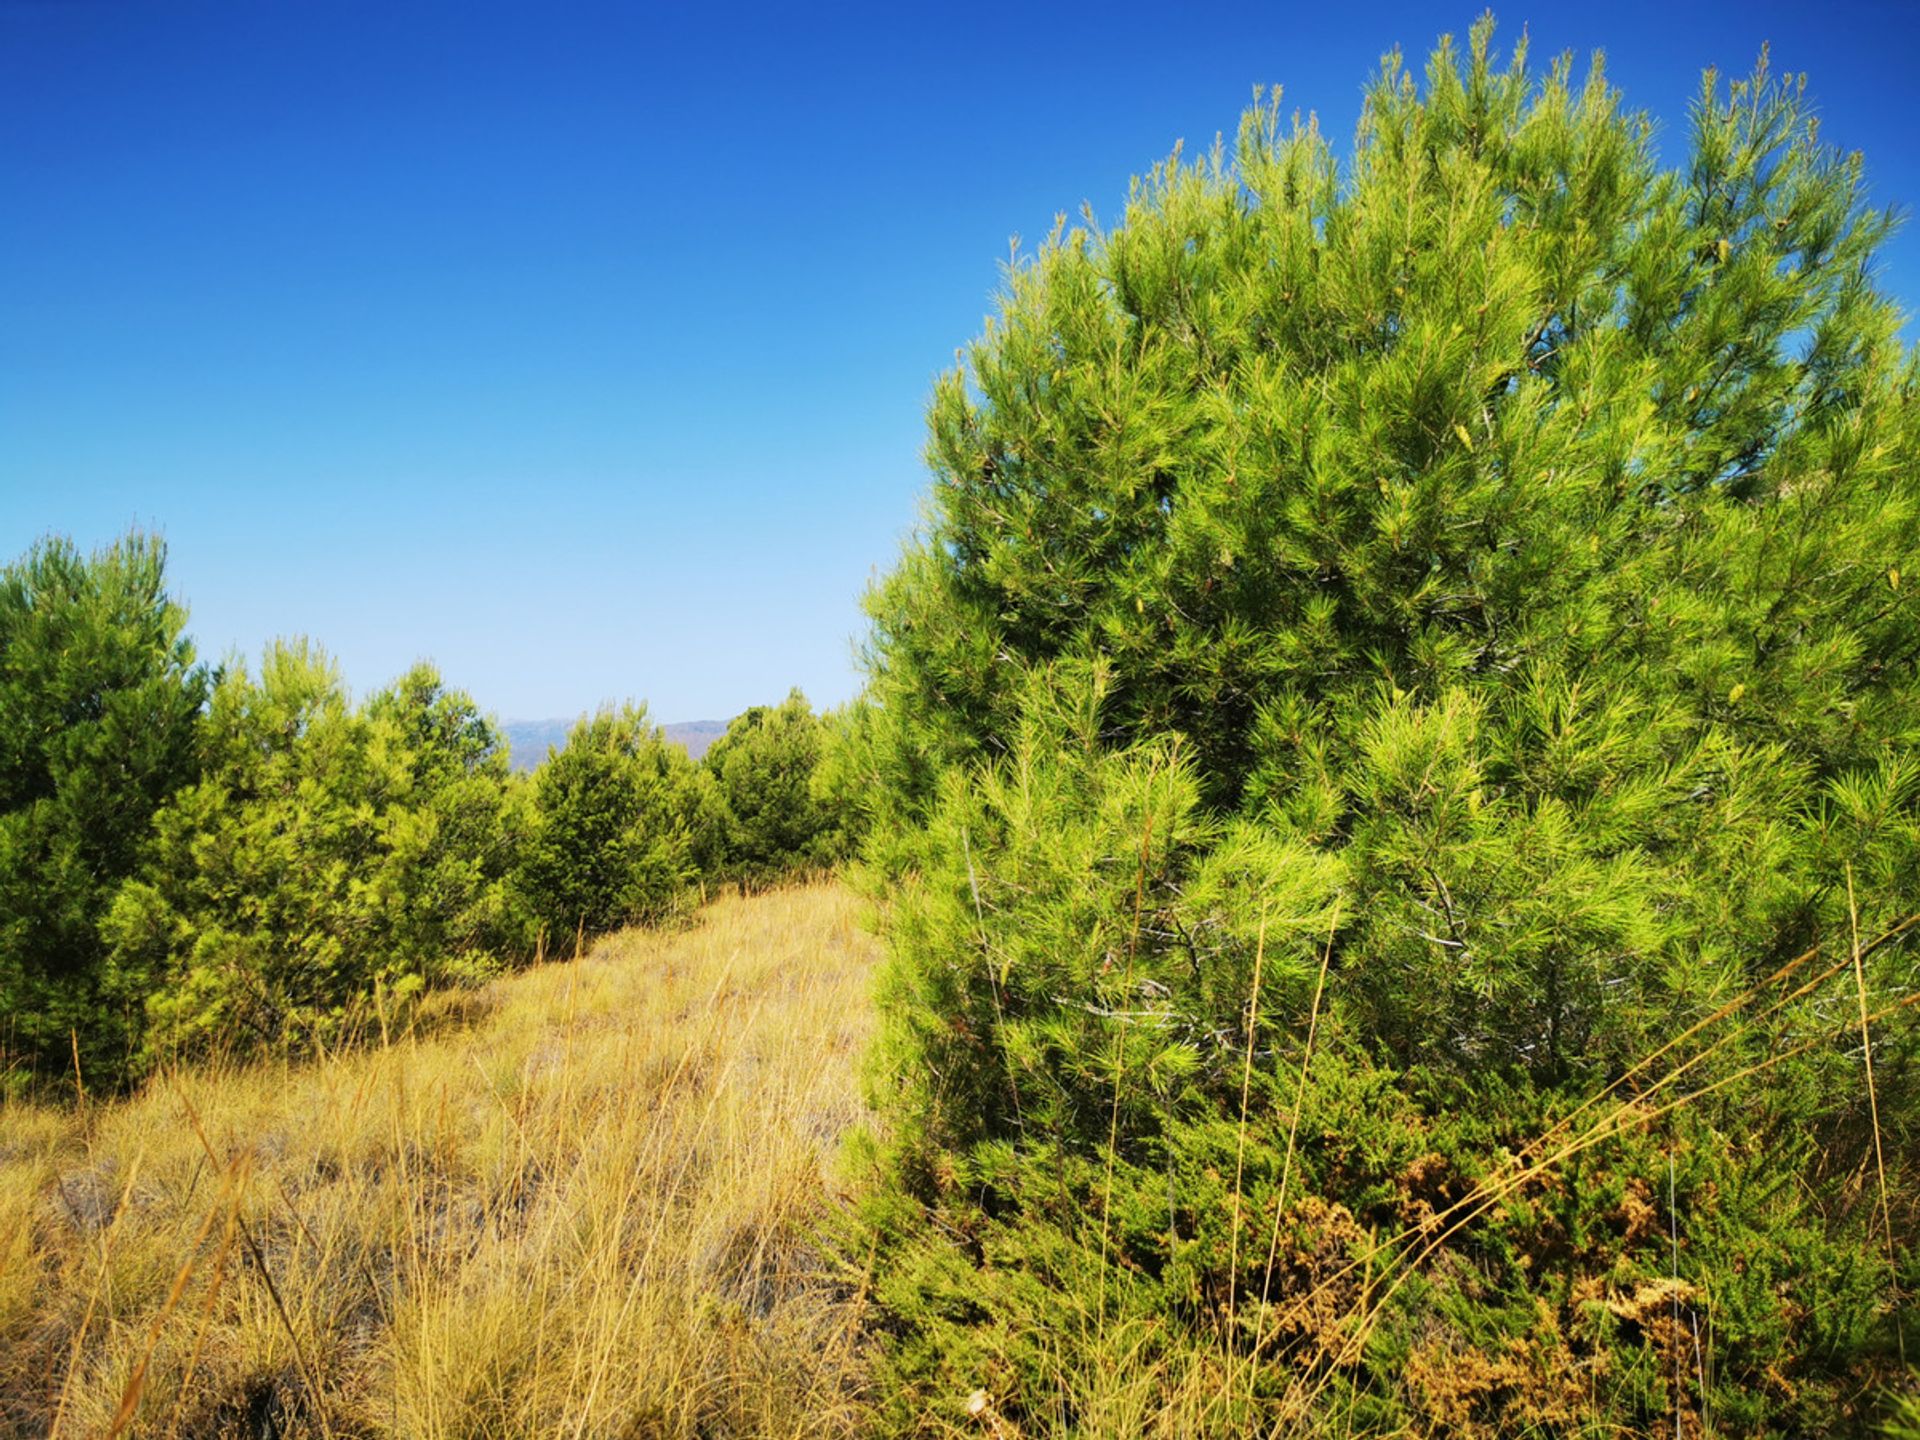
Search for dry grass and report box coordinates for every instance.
[0,881,878,1439]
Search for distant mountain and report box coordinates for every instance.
[662,720,728,762]
[500,720,572,771]
[501,717,729,772]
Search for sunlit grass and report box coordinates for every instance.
[0,881,877,1438]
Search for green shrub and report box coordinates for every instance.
[104,646,522,1060]
[857,22,1919,1435]
[0,532,207,1086]
[705,688,838,883]
[512,704,707,945]
[809,698,879,867]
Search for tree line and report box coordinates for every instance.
[0,531,853,1091]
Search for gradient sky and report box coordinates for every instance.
[4,1,1917,723]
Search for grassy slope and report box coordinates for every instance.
[0,883,876,1438]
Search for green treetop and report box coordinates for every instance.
[857,21,1919,1435]
[512,704,708,944]
[0,532,207,1085]
[106,647,523,1062]
[705,688,838,882]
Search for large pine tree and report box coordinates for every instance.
[854,21,1919,1435]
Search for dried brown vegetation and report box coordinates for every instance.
[0,882,876,1438]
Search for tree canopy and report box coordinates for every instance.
[513,704,710,945]
[705,688,840,882]
[855,22,1919,1435]
[0,533,207,1083]
[105,648,524,1061]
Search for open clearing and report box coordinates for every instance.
[0,883,877,1439]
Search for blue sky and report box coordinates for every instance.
[4,0,1917,723]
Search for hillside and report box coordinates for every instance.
[503,717,729,771]
[0,884,876,1438]
[2,18,1914,1437]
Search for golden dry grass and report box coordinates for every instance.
[0,881,878,1439]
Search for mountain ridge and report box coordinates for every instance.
[502,717,729,771]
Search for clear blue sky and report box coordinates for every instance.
[4,1,1917,723]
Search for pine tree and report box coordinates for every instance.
[511,704,706,943]
[705,688,836,883]
[0,532,207,1086]
[857,22,1919,1434]
[106,647,522,1061]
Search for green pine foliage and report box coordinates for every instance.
[512,704,710,945]
[0,533,208,1086]
[809,697,881,865]
[1889,1393,1920,1440]
[705,688,841,883]
[856,22,1919,1436]
[103,645,524,1062]
[0,532,806,1081]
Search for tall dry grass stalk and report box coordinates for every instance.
[0,882,877,1438]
